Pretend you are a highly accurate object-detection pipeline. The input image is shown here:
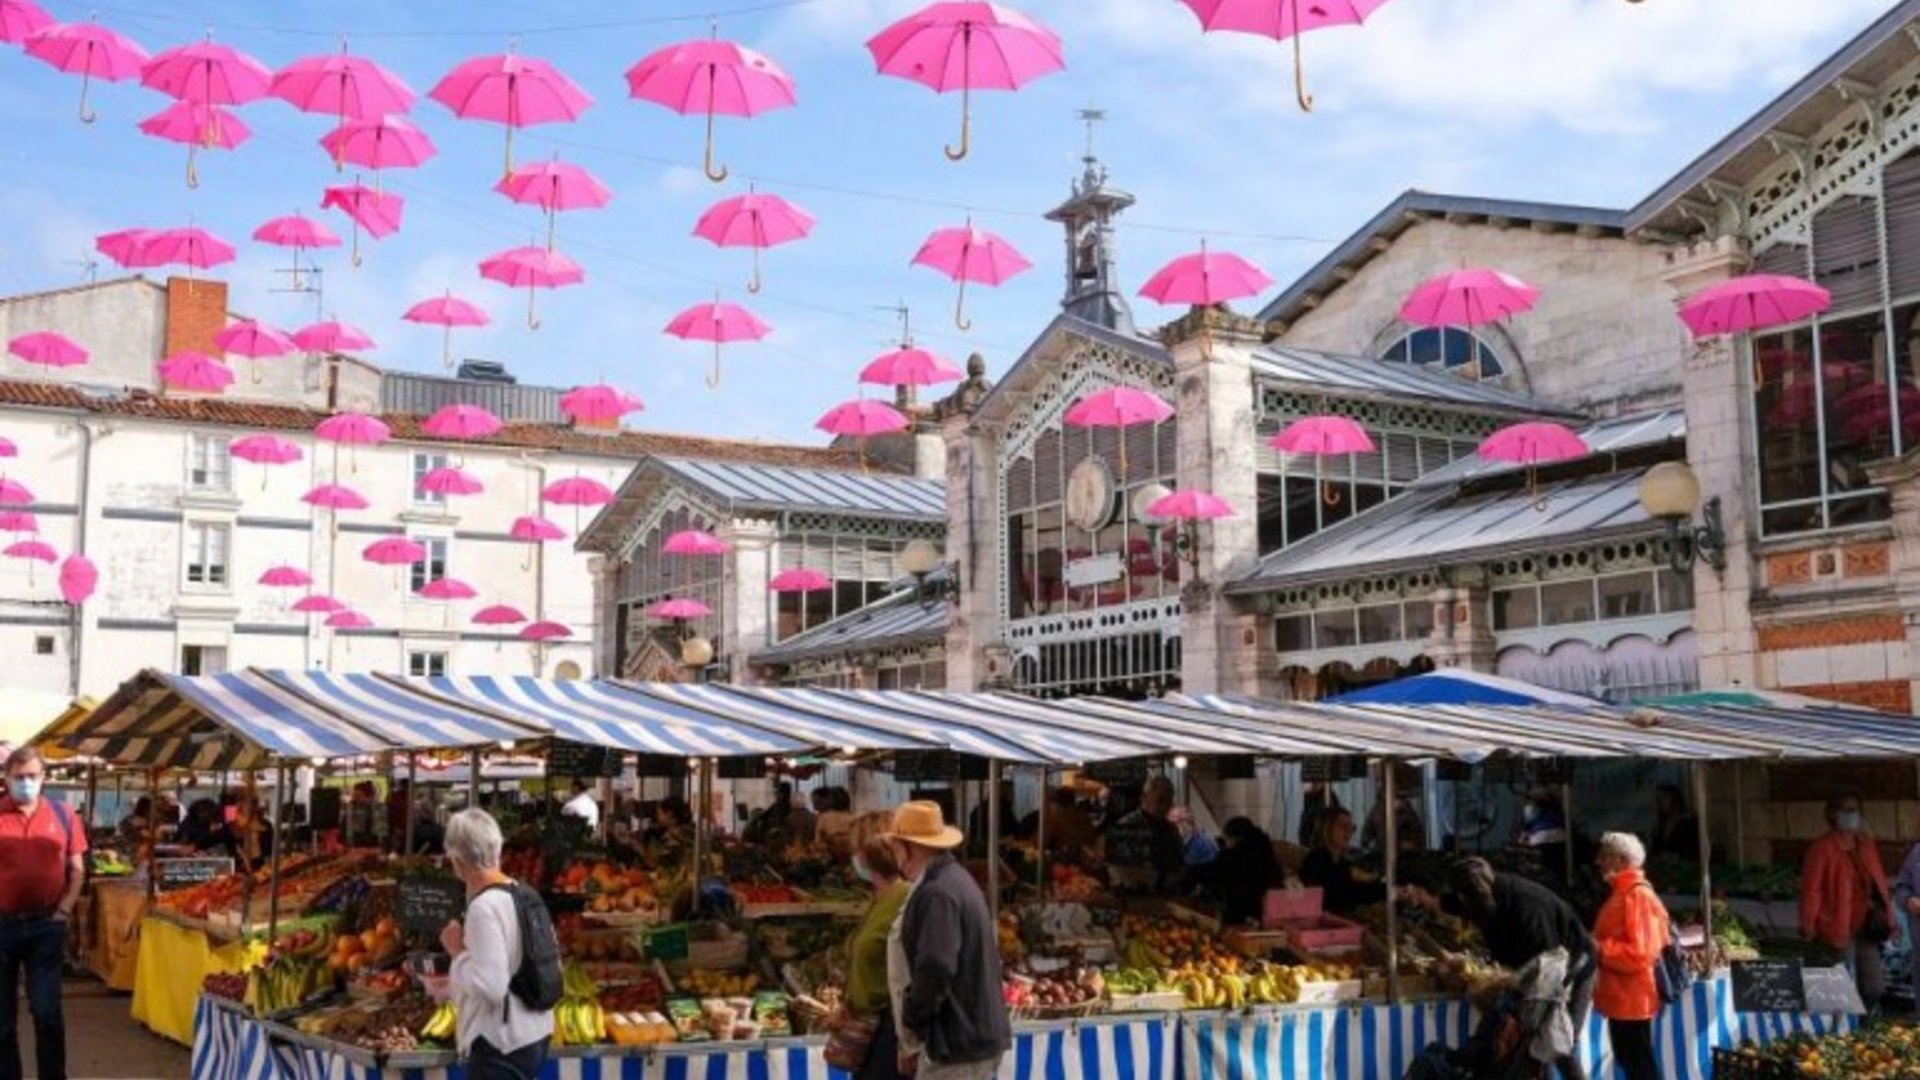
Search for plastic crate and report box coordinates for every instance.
[1710,1048,1805,1080]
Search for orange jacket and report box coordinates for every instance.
[1593,869,1670,1021]
[1800,831,1890,949]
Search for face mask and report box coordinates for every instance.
[8,778,39,803]
[1522,805,1539,824]
[852,855,874,884]
[1837,811,1864,833]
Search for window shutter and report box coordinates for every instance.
[1884,152,1920,302]
[1811,196,1882,313]
[1752,241,1810,279]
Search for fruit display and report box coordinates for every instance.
[328,918,402,975]
[997,910,1025,962]
[1722,1022,1920,1080]
[734,882,803,905]
[202,971,248,1003]
[1049,865,1105,902]
[681,967,761,998]
[1120,914,1240,970]
[415,1003,458,1047]
[1004,964,1105,1015]
[294,993,438,1053]
[91,850,134,877]
[309,875,372,914]
[248,955,330,1015]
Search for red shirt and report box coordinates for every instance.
[0,797,87,914]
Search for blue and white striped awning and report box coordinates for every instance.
[609,683,946,756]
[404,676,812,758]
[257,670,548,750]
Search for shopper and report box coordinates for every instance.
[119,795,154,843]
[1591,832,1670,1080]
[561,779,600,832]
[816,788,856,855]
[838,811,912,1080]
[1167,807,1219,868]
[442,808,555,1080]
[1301,807,1388,915]
[1800,792,1894,1007]
[0,747,86,1080]
[1040,787,1098,857]
[886,801,1011,1080]
[1894,840,1920,1006]
[1208,817,1285,926]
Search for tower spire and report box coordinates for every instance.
[1045,108,1135,334]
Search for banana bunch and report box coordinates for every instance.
[682,969,759,997]
[417,1003,458,1043]
[1247,966,1302,1006]
[561,962,599,1000]
[1122,940,1174,970]
[248,957,326,1016]
[552,995,607,1047]
[1105,968,1175,995]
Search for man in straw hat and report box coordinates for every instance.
[884,801,1011,1080]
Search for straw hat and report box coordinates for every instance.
[883,800,964,849]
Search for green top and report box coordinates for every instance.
[845,880,910,1016]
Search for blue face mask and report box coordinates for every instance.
[1837,811,1864,833]
[852,854,874,884]
[8,778,39,803]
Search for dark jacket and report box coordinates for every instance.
[900,854,1012,1066]
[1299,848,1387,915]
[1455,873,1595,971]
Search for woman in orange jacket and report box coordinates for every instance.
[1800,792,1892,1007]
[1592,832,1670,1080]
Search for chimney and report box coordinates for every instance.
[164,276,229,357]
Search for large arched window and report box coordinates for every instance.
[1379,326,1506,379]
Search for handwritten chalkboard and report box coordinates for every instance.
[717,757,768,781]
[1084,760,1150,786]
[1802,964,1867,1015]
[155,857,233,892]
[1731,959,1806,1013]
[1104,816,1159,868]
[889,752,988,783]
[638,923,690,961]
[549,741,621,779]
[1300,756,1368,783]
[396,877,467,935]
[309,788,343,831]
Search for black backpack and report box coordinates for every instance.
[482,881,563,1019]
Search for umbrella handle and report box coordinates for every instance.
[502,122,515,181]
[546,208,557,252]
[1292,0,1315,113]
[707,342,723,389]
[250,358,264,387]
[945,81,973,162]
[443,326,454,371]
[78,71,96,125]
[527,289,542,331]
[351,226,364,269]
[954,278,972,331]
[703,100,729,183]
[748,246,762,294]
[1322,478,1342,508]
[186,146,199,190]
[1528,466,1548,512]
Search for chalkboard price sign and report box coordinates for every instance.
[1104,816,1159,868]
[548,742,621,779]
[397,877,468,935]
[639,923,690,961]
[1083,760,1150,786]
[1802,964,1867,1016]
[889,752,988,783]
[155,857,234,892]
[1300,756,1368,783]
[1731,959,1806,1014]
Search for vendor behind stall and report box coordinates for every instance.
[1299,808,1386,915]
[1101,777,1184,894]
[1209,818,1284,927]
[1041,788,1097,857]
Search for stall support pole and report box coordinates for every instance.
[468,749,480,811]
[145,768,160,901]
[83,765,97,828]
[692,759,713,916]
[1692,762,1715,947]
[987,761,1002,923]
[404,756,417,857]
[267,764,287,943]
[1732,765,1747,869]
[1035,768,1048,900]
[241,772,258,938]
[1560,778,1576,886]
[1384,761,1401,1004]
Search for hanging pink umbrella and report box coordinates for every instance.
[58,552,95,604]
[8,331,87,369]
[0,479,34,506]
[473,604,527,626]
[1479,421,1589,509]
[422,404,503,441]
[25,20,149,122]
[291,593,347,614]
[1678,274,1831,339]
[230,434,303,484]
[319,114,436,181]
[868,3,1065,161]
[816,399,910,437]
[258,565,312,588]
[770,568,832,593]
[252,213,340,289]
[0,1,51,44]
[626,34,797,183]
[137,101,250,188]
[693,187,814,293]
[859,346,963,387]
[1146,489,1235,521]
[0,438,15,459]
[403,292,491,369]
[321,183,405,266]
[294,321,376,354]
[542,476,613,506]
[663,529,729,556]
[495,158,612,250]
[1401,268,1540,329]
[520,620,572,642]
[158,351,233,394]
[478,245,585,330]
[0,511,37,534]
[418,577,478,601]
[647,598,712,621]
[95,228,158,269]
[326,610,374,630]
[1139,243,1274,307]
[141,227,236,274]
[270,47,416,126]
[912,220,1032,329]
[215,320,298,359]
[5,539,57,563]
[559,383,642,424]
[510,515,568,542]
[1064,386,1172,474]
[141,38,272,106]
[420,466,485,497]
[314,411,389,473]
[664,299,770,388]
[1177,0,1394,111]
[364,536,427,566]
[301,483,368,511]
[429,50,593,176]
[1270,415,1376,455]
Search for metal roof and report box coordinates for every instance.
[651,457,946,520]
[752,582,950,665]
[1253,345,1574,416]
[1410,409,1686,489]
[1229,468,1658,592]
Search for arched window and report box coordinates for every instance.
[1379,326,1505,379]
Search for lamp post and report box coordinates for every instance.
[1637,461,1726,574]
[680,634,716,683]
[898,539,960,605]
[1130,482,1196,569]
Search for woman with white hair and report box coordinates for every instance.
[1591,831,1670,1080]
[439,808,554,1080]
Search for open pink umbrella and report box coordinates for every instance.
[418,577,478,601]
[141,38,271,106]
[158,351,233,394]
[474,604,527,626]
[1479,421,1589,508]
[230,434,303,488]
[25,20,149,122]
[1139,243,1274,308]
[559,383,642,424]
[321,183,405,266]
[253,213,340,289]
[0,511,37,534]
[95,228,158,269]
[429,50,592,176]
[420,466,485,497]
[1678,274,1831,339]
[693,187,814,293]
[520,620,572,642]
[8,331,87,369]
[314,411,389,473]
[770,567,832,593]
[319,114,436,186]
[479,245,584,329]
[291,593,347,614]
[364,537,426,566]
[403,292,491,369]
[258,565,312,588]
[58,552,95,604]
[544,475,614,531]
[141,227,235,274]
[1147,489,1235,521]
[868,2,1064,161]
[860,345,963,387]
[912,220,1032,329]
[271,47,415,128]
[510,515,568,542]
[302,483,367,511]
[495,158,612,250]
[1064,386,1172,474]
[1271,414,1375,504]
[647,598,712,621]
[0,438,15,459]
[665,299,770,388]
[294,321,376,354]
[0,479,34,506]
[663,529,729,557]
[326,610,374,630]
[1177,0,1394,111]
[137,100,249,188]
[1401,267,1540,329]
[626,33,797,183]
[216,320,298,386]
[423,404,503,441]
[0,1,51,44]
[6,539,55,584]
[818,399,910,470]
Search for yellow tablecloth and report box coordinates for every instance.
[85,879,147,991]
[129,915,263,1046]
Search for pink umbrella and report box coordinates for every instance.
[403,292,491,369]
[294,321,376,354]
[1064,386,1172,474]
[423,404,503,441]
[816,399,910,437]
[258,565,312,588]
[1139,243,1274,307]
[647,598,712,621]
[665,299,771,388]
[429,51,593,176]
[559,383,642,424]
[868,2,1065,161]
[137,100,249,188]
[663,529,729,556]
[291,593,347,614]
[479,245,585,330]
[542,476,613,506]
[141,38,272,106]
[252,213,340,289]
[770,568,832,593]
[859,345,963,387]
[158,351,233,394]
[270,48,415,127]
[1479,421,1589,509]
[25,20,149,122]
[1177,0,1394,111]
[95,228,158,269]
[364,536,427,566]
[0,511,37,534]
[420,466,485,497]
[8,331,87,369]
[0,1,51,44]
[1270,414,1376,455]
[1146,489,1235,521]
[693,188,815,293]
[1401,268,1540,329]
[495,158,612,250]
[326,610,374,630]
[321,183,405,266]
[216,320,298,386]
[230,434,303,481]
[0,438,14,459]
[625,34,797,183]
[319,115,436,183]
[473,604,527,626]
[5,539,57,562]
[314,411,389,473]
[1678,274,1831,339]
[141,227,236,274]
[418,577,478,601]
[0,479,33,506]
[510,515,568,542]
[912,220,1032,329]
[58,552,95,604]
[301,483,368,511]
[520,620,572,642]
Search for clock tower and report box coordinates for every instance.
[1044,109,1137,335]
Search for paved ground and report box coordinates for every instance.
[21,978,189,1079]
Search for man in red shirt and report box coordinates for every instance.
[0,747,86,1080]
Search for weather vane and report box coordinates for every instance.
[1077,107,1106,163]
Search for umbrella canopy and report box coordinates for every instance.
[625,35,797,182]
[912,221,1032,328]
[0,479,32,506]
[141,227,236,271]
[291,593,347,614]
[258,565,313,588]
[418,577,478,601]
[478,245,585,329]
[214,321,298,359]
[326,610,374,630]
[270,49,415,121]
[520,620,572,642]
[647,598,711,620]
[542,476,614,506]
[0,438,14,459]
[137,100,248,187]
[1063,386,1173,428]
[473,604,527,626]
[1139,245,1273,307]
[859,346,963,387]
[8,331,87,368]
[662,530,729,557]
[770,568,832,593]
[0,511,37,534]
[403,292,490,369]
[230,434,303,465]
[1478,421,1590,465]
[95,228,158,269]
[1176,0,1395,111]
[420,466,485,497]
[496,158,613,250]
[509,515,568,542]
[867,2,1065,161]
[58,553,95,604]
[665,300,771,388]
[363,537,427,566]
[313,412,390,447]
[4,539,57,563]
[0,1,51,44]
[157,351,233,393]
[1270,414,1376,456]
[320,115,437,173]
[559,383,642,424]
[24,20,149,122]
[301,483,368,511]
[1400,267,1540,329]
[422,404,503,440]
[1678,274,1832,339]
[141,39,272,105]
[693,189,814,292]
[252,213,341,251]
[429,51,593,175]
[1146,489,1235,521]
[321,184,405,263]
[816,399,910,437]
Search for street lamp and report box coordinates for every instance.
[1130,482,1196,569]
[898,539,960,605]
[1637,461,1726,574]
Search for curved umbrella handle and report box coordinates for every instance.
[954,278,972,332]
[748,246,762,294]
[527,289,542,331]
[186,145,200,190]
[77,68,97,124]
[707,342,723,389]
[1292,0,1315,113]
[350,226,364,269]
[442,326,455,371]
[945,79,973,162]
[250,358,265,387]
[546,208,558,252]
[1321,478,1342,508]
[703,101,729,183]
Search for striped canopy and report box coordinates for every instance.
[407,676,816,759]
[259,671,546,750]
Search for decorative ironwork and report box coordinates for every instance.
[1747,61,1920,249]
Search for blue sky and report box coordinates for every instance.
[0,0,1895,441]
